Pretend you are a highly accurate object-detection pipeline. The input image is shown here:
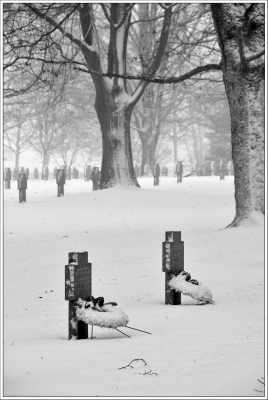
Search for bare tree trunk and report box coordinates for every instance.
[95,100,138,188]
[211,4,265,226]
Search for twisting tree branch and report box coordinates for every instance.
[75,62,222,85]
[246,49,265,63]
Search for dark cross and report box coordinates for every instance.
[65,252,92,340]
[17,173,27,202]
[4,167,11,189]
[162,231,184,305]
[56,169,65,196]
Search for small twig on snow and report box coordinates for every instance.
[135,369,158,376]
[118,358,147,370]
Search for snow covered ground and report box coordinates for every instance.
[2,175,266,398]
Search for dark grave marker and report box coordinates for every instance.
[65,252,92,340]
[33,168,39,179]
[162,231,184,305]
[56,169,65,196]
[17,173,27,202]
[4,167,11,189]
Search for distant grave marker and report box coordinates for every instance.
[56,168,65,196]
[33,168,39,180]
[17,173,27,202]
[162,231,184,305]
[4,167,11,189]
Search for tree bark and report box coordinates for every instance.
[211,4,265,226]
[95,98,138,188]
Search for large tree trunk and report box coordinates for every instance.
[211,4,265,226]
[95,97,139,188]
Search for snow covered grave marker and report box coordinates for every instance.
[17,173,27,203]
[162,231,184,305]
[65,252,92,340]
[56,168,65,197]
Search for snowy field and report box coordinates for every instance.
[3,175,265,398]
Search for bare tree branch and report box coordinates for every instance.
[246,49,265,63]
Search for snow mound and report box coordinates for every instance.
[76,300,129,329]
[239,211,264,227]
[169,275,213,304]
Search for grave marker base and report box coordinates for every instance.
[165,272,181,305]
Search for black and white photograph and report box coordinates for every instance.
[1,1,266,398]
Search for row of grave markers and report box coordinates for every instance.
[5,160,234,184]
[4,167,101,202]
[192,160,234,177]
[65,230,184,339]
[5,166,80,181]
[5,159,234,201]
